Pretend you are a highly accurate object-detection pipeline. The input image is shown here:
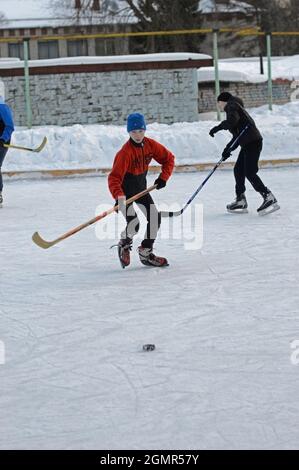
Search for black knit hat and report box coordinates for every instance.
[217,92,233,102]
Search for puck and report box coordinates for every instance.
[143,344,155,351]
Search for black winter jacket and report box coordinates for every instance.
[219,97,262,149]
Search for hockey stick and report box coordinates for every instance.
[4,136,47,153]
[161,125,250,218]
[32,185,157,249]
[160,158,223,217]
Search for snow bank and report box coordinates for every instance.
[3,100,299,173]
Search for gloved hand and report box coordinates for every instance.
[0,139,5,147]
[114,195,126,214]
[209,125,221,138]
[222,147,231,161]
[154,177,166,190]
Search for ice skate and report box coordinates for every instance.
[110,237,132,269]
[257,190,280,216]
[138,246,169,267]
[0,192,3,208]
[226,193,248,213]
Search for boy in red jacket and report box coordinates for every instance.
[108,113,175,268]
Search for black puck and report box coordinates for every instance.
[143,344,155,351]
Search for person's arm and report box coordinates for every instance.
[218,103,240,131]
[0,105,14,142]
[152,141,175,186]
[108,150,129,200]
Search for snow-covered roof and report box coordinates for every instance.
[198,55,299,83]
[198,0,253,13]
[0,52,212,69]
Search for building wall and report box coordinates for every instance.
[1,65,200,126]
[198,79,294,112]
[0,24,131,60]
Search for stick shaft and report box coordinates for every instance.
[33,185,157,248]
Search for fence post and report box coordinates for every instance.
[266,32,273,111]
[23,38,32,128]
[213,29,221,121]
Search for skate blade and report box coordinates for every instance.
[258,203,280,216]
[141,260,169,267]
[227,208,248,214]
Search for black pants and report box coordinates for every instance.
[121,172,161,249]
[234,139,268,197]
[0,146,8,192]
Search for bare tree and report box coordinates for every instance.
[243,0,299,55]
[48,0,122,25]
[123,1,204,53]
[48,0,204,52]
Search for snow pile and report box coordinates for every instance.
[3,100,299,174]
[199,55,299,83]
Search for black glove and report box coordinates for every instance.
[0,139,5,147]
[209,125,221,138]
[222,147,231,161]
[154,177,166,190]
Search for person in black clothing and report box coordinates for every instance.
[209,92,279,215]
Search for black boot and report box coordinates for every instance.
[257,190,280,216]
[226,193,248,213]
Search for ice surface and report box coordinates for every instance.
[0,168,298,449]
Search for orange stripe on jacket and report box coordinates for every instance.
[108,137,175,200]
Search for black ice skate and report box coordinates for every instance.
[257,190,280,216]
[0,192,3,208]
[226,193,248,214]
[138,246,169,267]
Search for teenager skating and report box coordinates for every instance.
[108,113,175,268]
[209,92,279,216]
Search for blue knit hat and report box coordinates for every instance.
[127,113,146,133]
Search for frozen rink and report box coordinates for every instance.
[0,167,298,450]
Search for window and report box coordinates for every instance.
[8,42,26,60]
[38,40,59,59]
[67,39,88,57]
[95,38,116,56]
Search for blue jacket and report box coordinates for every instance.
[0,103,14,143]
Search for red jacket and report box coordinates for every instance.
[108,137,175,199]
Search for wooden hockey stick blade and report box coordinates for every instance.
[4,136,47,153]
[32,136,47,152]
[32,185,157,249]
[32,232,57,249]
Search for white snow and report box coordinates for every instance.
[198,0,253,13]
[0,53,212,70]
[199,55,299,83]
[3,100,299,174]
[0,167,298,449]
